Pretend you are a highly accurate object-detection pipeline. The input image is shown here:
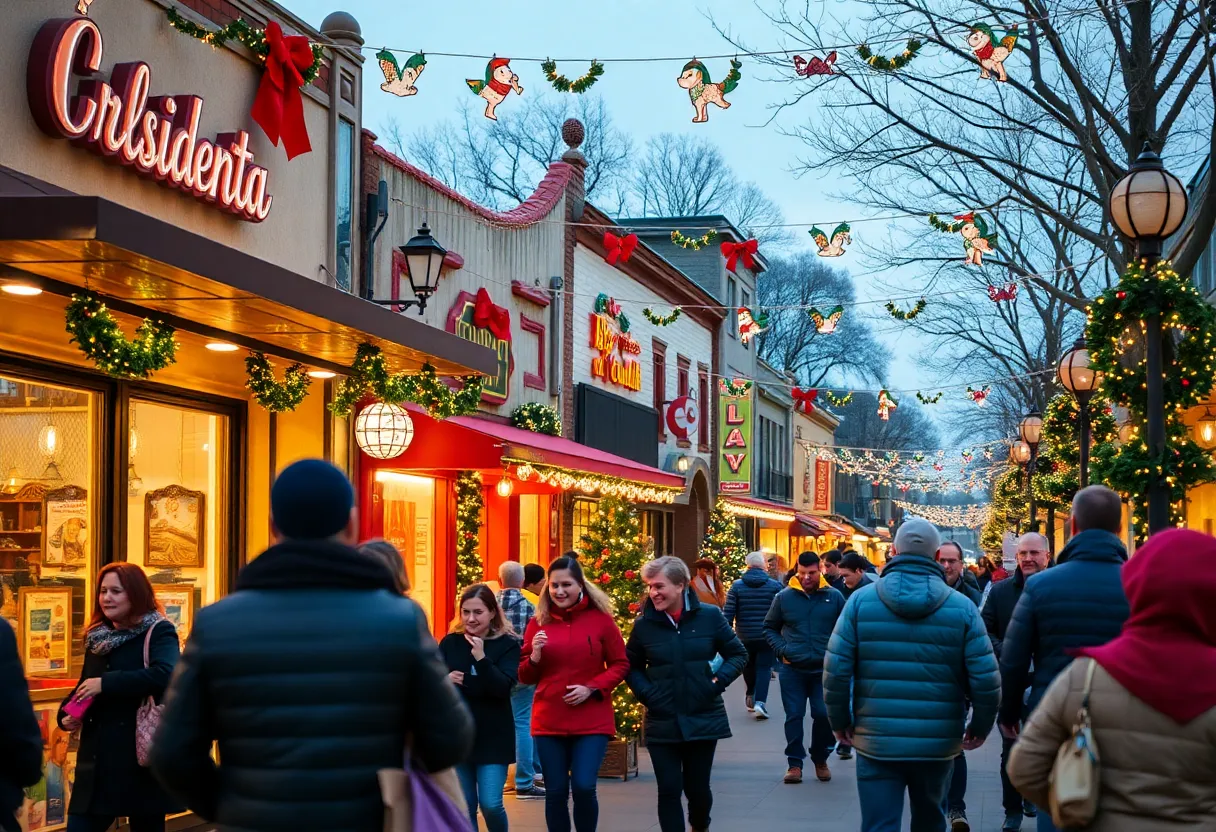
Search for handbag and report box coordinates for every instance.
[378,750,469,832]
[1048,658,1101,828]
[134,619,166,767]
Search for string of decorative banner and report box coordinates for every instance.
[803,444,1006,492]
[893,500,993,528]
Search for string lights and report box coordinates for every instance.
[509,460,680,504]
[894,500,991,528]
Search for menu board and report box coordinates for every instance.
[19,587,72,677]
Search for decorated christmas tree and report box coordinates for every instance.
[1032,393,1117,511]
[698,500,748,584]
[980,465,1028,551]
[455,471,484,592]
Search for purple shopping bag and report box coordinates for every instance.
[379,755,471,832]
[409,764,472,832]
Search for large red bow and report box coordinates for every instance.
[603,232,639,266]
[473,288,511,341]
[792,387,818,413]
[720,238,759,273]
[249,22,314,160]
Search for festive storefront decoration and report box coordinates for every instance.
[825,391,853,407]
[810,223,851,257]
[967,24,1018,82]
[590,295,642,392]
[700,499,748,585]
[721,379,754,397]
[929,212,998,266]
[857,39,921,72]
[721,238,760,273]
[377,49,426,97]
[329,344,483,419]
[877,389,898,421]
[510,402,561,436]
[809,306,844,334]
[472,288,511,341]
[466,57,523,121]
[916,391,943,404]
[718,379,754,494]
[511,460,680,504]
[966,385,991,406]
[541,59,604,93]
[792,387,818,413]
[166,9,324,83]
[793,51,837,76]
[987,282,1019,302]
[354,402,414,460]
[886,298,927,320]
[455,471,484,591]
[245,352,311,412]
[738,308,769,343]
[642,306,682,327]
[670,229,718,250]
[448,291,513,404]
[677,58,742,123]
[603,232,639,265]
[246,22,318,160]
[64,293,177,379]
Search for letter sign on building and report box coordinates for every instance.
[813,458,832,512]
[446,291,513,404]
[665,395,698,442]
[588,294,642,393]
[717,379,753,494]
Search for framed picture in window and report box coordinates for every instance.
[145,485,206,569]
[154,584,194,649]
[18,586,72,678]
[43,486,89,568]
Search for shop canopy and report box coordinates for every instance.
[0,168,497,378]
[792,513,831,536]
[721,496,798,522]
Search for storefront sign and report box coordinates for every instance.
[27,18,273,222]
[718,379,752,494]
[446,290,512,404]
[589,294,642,392]
[665,395,698,442]
[813,458,832,512]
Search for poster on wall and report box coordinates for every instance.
[18,587,72,678]
[446,290,513,404]
[154,585,195,649]
[718,380,753,494]
[16,703,78,831]
[145,485,206,569]
[813,459,832,512]
[43,486,88,568]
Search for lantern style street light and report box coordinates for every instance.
[1019,410,1043,531]
[1194,407,1216,451]
[1108,143,1188,533]
[1059,337,1103,487]
[369,223,449,314]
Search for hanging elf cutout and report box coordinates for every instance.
[809,306,844,334]
[677,58,742,124]
[603,232,639,265]
[738,308,769,343]
[721,238,759,273]
[793,51,837,76]
[987,282,1018,302]
[916,391,943,404]
[671,229,718,250]
[825,391,853,407]
[877,389,899,421]
[929,212,998,266]
[466,57,523,121]
[643,307,682,327]
[961,449,975,463]
[377,50,426,97]
[983,447,994,461]
[810,223,851,257]
[967,385,991,406]
[792,387,818,413]
[967,24,1018,82]
[886,298,927,321]
[541,59,604,93]
[857,39,922,72]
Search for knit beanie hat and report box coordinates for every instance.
[271,459,354,540]
[893,517,941,559]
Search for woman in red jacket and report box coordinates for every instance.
[519,554,628,832]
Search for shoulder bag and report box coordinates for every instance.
[134,619,165,766]
[379,743,469,832]
[1048,658,1101,828]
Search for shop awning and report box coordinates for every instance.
[792,513,831,536]
[0,175,498,377]
[721,496,798,522]
[836,517,880,539]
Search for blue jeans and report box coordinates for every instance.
[456,762,509,832]
[947,751,967,812]
[856,755,953,832]
[741,638,774,705]
[1038,814,1059,831]
[779,665,834,766]
[510,684,542,789]
[535,734,610,832]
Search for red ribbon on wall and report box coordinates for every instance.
[720,238,759,273]
[792,387,818,413]
[249,22,314,160]
[603,232,639,266]
[473,288,511,340]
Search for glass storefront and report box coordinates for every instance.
[376,471,436,624]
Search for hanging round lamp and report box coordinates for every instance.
[354,402,414,460]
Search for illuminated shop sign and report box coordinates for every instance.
[718,379,752,494]
[589,294,642,392]
[27,17,273,222]
[813,458,832,512]
[446,289,512,404]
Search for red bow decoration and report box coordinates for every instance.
[249,22,314,160]
[720,238,759,274]
[603,232,639,266]
[792,387,818,413]
[473,288,511,340]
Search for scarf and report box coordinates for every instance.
[1076,528,1216,724]
[85,611,163,656]
[974,42,995,60]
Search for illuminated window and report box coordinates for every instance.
[335,119,355,293]
[572,498,598,550]
[376,472,436,623]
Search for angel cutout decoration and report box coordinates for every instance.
[929,212,998,266]
[961,449,975,463]
[967,386,991,406]
[983,447,994,461]
[987,283,1018,302]
[794,51,837,76]
[378,50,426,97]
[809,305,844,334]
[677,58,742,123]
[466,57,523,120]
[738,307,769,343]
[810,223,851,257]
[877,389,898,421]
[968,24,1018,82]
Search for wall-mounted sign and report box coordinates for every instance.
[589,294,642,392]
[813,458,832,512]
[27,18,273,222]
[446,289,512,404]
[665,395,699,442]
[717,379,753,494]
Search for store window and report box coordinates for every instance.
[727,278,738,337]
[519,494,540,565]
[761,525,791,563]
[335,119,355,293]
[653,340,667,442]
[676,356,690,398]
[377,472,435,624]
[571,498,598,550]
[641,510,674,557]
[697,366,710,449]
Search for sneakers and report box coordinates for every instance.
[754,702,770,720]
[515,785,546,799]
[746,695,755,712]
[1001,815,1023,831]
[1023,801,1037,818]
[814,762,831,782]
[836,745,853,760]
[947,808,970,831]
[783,766,802,784]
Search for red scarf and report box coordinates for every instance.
[1076,528,1216,724]
[974,42,995,60]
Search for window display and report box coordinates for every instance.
[378,472,435,624]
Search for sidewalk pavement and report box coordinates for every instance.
[504,679,1014,831]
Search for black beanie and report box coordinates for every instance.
[271,459,355,540]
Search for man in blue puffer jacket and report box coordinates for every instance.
[824,518,1000,832]
[723,551,784,720]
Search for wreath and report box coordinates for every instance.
[825,391,853,407]
[857,39,922,72]
[64,294,177,379]
[167,8,324,84]
[670,229,718,251]
[720,378,753,396]
[511,402,562,436]
[330,343,483,419]
[886,298,927,321]
[245,352,311,412]
[541,59,604,93]
[643,307,682,327]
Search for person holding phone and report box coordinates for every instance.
[519,555,629,832]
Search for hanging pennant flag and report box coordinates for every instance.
[720,238,759,273]
[792,387,818,413]
[678,58,742,123]
[603,232,639,266]
[810,223,851,257]
[466,57,523,120]
[378,49,426,97]
[809,306,844,334]
[793,51,837,76]
[967,24,1018,82]
[738,308,769,343]
[877,389,898,421]
[966,385,991,406]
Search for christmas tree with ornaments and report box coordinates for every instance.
[699,500,748,584]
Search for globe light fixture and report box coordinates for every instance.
[1194,407,1216,451]
[1108,144,1188,254]
[354,402,414,460]
[496,475,514,498]
[1010,440,1032,466]
[1018,410,1043,449]
[1058,337,1103,487]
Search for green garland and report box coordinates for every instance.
[329,343,483,418]
[166,8,325,85]
[720,378,753,397]
[1033,393,1117,508]
[928,213,967,233]
[245,352,311,412]
[64,293,177,379]
[642,306,682,327]
[455,471,484,593]
[825,391,853,407]
[511,402,562,436]
[886,298,926,321]
[857,39,922,72]
[916,391,943,404]
[670,229,718,250]
[541,59,604,93]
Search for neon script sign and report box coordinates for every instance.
[589,295,642,392]
[27,18,273,222]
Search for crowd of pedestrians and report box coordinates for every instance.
[4,459,1216,832]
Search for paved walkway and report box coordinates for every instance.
[505,684,1015,831]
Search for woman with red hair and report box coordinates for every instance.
[58,562,182,832]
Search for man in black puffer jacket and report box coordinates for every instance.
[151,460,473,832]
[723,551,783,719]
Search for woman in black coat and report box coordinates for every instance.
[626,556,747,832]
[439,583,520,832]
[59,562,181,832]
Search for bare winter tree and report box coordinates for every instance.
[833,391,941,450]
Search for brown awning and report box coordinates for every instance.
[0,180,497,378]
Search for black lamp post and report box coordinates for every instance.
[1019,410,1043,531]
[1058,337,1103,488]
[369,223,449,314]
[1108,144,1188,532]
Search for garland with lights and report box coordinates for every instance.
[1031,393,1117,509]
[245,352,311,412]
[699,499,749,585]
[329,343,483,418]
[510,402,562,436]
[64,293,177,379]
[642,307,682,327]
[916,391,943,404]
[541,59,604,93]
[510,460,680,503]
[455,471,485,592]
[980,465,1028,550]
[893,500,991,528]
[825,391,853,407]
[166,8,325,84]
[670,229,718,251]
[857,39,922,71]
[885,298,927,321]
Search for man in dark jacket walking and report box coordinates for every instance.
[151,459,474,832]
[764,551,845,784]
[822,550,846,591]
[999,486,1130,832]
[838,552,875,600]
[723,551,783,720]
[1,621,43,832]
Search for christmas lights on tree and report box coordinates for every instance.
[455,471,484,592]
[979,465,1028,551]
[698,499,748,585]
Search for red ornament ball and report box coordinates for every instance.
[1183,378,1191,387]
[464,532,475,540]
[599,573,611,584]
[624,570,636,580]
[601,547,610,556]
[628,602,640,613]
[1116,291,1127,299]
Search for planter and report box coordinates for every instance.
[597,737,639,781]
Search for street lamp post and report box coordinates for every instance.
[1108,143,1188,533]
[1058,337,1103,487]
[1020,410,1043,531]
